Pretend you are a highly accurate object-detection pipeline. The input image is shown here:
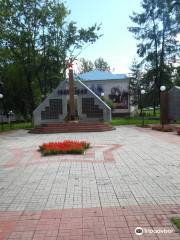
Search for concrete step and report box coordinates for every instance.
[29,122,114,134]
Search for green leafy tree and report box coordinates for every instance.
[79,57,111,73]
[94,57,110,71]
[0,0,101,118]
[174,66,180,86]
[79,58,94,73]
[172,0,180,22]
[129,59,142,107]
[128,0,179,102]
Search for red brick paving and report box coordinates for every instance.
[136,126,180,147]
[1,144,122,169]
[1,129,180,239]
[0,204,179,240]
[3,148,23,168]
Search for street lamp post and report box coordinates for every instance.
[0,93,4,131]
[141,89,145,126]
[8,110,14,129]
[160,86,166,92]
[160,85,166,128]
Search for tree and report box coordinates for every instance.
[129,59,142,108]
[94,57,110,71]
[174,66,180,86]
[79,58,94,73]
[79,57,111,73]
[128,0,179,102]
[0,0,101,118]
[172,0,180,23]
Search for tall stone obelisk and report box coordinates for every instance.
[68,62,75,120]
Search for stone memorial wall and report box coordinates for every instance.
[168,86,180,120]
[33,79,111,126]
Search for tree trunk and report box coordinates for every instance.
[27,70,35,117]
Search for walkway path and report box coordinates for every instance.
[0,127,179,239]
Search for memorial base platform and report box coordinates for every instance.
[29,121,114,134]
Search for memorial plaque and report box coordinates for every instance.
[82,98,103,118]
[168,86,180,120]
[41,99,63,120]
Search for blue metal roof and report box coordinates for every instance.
[78,70,128,81]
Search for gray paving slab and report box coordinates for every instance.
[0,127,179,212]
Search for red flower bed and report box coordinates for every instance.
[39,140,90,156]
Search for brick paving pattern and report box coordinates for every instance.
[0,126,180,239]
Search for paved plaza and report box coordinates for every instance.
[0,126,180,239]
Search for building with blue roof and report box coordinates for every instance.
[78,70,131,116]
[78,70,127,81]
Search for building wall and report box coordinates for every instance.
[82,79,130,113]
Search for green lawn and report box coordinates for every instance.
[111,118,160,126]
[0,118,179,132]
[0,122,33,132]
[171,218,180,231]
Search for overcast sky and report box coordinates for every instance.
[65,0,141,73]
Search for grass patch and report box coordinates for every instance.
[111,118,160,126]
[0,122,33,132]
[1,119,179,131]
[171,217,180,231]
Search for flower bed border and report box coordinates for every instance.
[176,127,180,135]
[152,125,173,132]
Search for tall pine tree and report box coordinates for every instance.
[128,0,179,102]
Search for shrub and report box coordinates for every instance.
[39,140,90,156]
[101,96,113,109]
[171,217,180,231]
